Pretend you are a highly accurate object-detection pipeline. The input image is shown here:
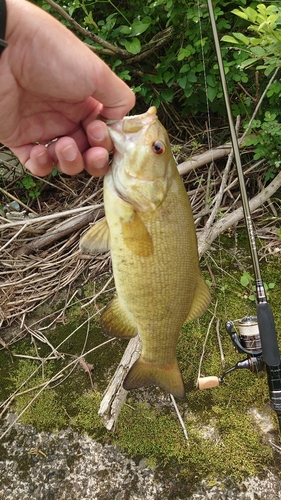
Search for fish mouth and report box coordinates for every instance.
[106,106,164,211]
[106,106,157,130]
[106,106,158,151]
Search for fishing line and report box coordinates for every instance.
[196,1,227,320]
[196,1,213,155]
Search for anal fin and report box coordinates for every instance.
[185,275,211,323]
[101,298,137,339]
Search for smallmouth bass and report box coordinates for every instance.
[80,107,210,399]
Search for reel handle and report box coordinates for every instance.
[198,376,220,390]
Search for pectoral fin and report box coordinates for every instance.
[121,211,153,257]
[101,297,138,339]
[80,218,110,254]
[185,275,211,323]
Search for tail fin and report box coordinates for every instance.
[123,357,185,399]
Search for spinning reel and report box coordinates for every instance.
[198,316,264,390]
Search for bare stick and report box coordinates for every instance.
[98,336,142,431]
[197,170,281,255]
[197,300,218,386]
[199,116,240,242]
[170,394,189,441]
[216,319,225,368]
[0,204,103,230]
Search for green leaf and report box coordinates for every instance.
[231,9,249,21]
[179,64,190,74]
[240,58,259,69]
[251,46,266,56]
[240,275,250,287]
[233,32,250,45]
[264,64,278,76]
[178,75,188,89]
[184,83,193,98]
[177,45,195,61]
[130,20,151,37]
[124,37,141,54]
[152,96,161,108]
[221,35,240,44]
[119,25,132,35]
[161,88,174,103]
[118,70,131,81]
[244,6,259,22]
[207,86,217,102]
[187,72,197,83]
[163,71,174,85]
[207,74,216,87]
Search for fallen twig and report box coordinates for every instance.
[170,394,189,441]
[197,300,218,386]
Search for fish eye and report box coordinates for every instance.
[152,141,165,155]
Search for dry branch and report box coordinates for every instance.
[178,143,233,175]
[16,209,104,256]
[197,170,281,255]
[44,0,173,61]
[43,0,127,56]
[98,336,142,431]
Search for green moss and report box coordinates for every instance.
[71,391,106,438]
[114,399,273,482]
[1,233,281,483]
[7,360,68,431]
[116,403,189,467]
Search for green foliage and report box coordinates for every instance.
[222,4,281,179]
[16,173,42,202]
[8,360,68,430]
[116,403,189,467]
[71,391,105,436]
[222,3,281,75]
[239,270,275,301]
[244,111,281,180]
[36,0,261,117]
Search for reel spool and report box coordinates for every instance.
[198,316,264,390]
[226,316,262,355]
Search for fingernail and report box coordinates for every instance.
[94,157,107,170]
[89,124,105,142]
[36,151,48,165]
[61,144,77,161]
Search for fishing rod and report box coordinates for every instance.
[198,0,281,433]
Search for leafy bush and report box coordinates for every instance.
[222,4,281,177]
[34,1,281,181]
[37,0,261,119]
[222,3,281,75]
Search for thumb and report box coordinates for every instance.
[89,55,135,119]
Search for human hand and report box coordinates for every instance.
[0,0,135,177]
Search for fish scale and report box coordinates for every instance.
[80,107,210,399]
